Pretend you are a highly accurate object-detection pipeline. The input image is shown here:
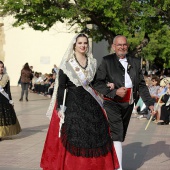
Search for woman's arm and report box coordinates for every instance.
[57,69,68,109]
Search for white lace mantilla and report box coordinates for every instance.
[60,54,97,87]
[46,33,96,119]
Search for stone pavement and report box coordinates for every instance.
[0,86,170,170]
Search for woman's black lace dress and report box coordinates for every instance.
[0,74,21,137]
[57,70,113,158]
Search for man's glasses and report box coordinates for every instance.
[114,44,128,48]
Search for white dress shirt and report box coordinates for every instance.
[119,58,132,88]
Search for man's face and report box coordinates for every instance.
[112,37,128,58]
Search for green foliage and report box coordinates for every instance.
[142,25,170,68]
[1,0,170,63]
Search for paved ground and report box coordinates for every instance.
[0,86,169,170]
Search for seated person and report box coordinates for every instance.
[154,77,170,123]
[158,80,170,125]
[158,101,170,125]
[46,73,56,98]
[133,75,159,120]
[31,72,39,91]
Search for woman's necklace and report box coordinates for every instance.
[74,55,88,70]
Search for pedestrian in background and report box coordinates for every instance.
[19,62,32,101]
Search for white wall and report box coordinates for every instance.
[3,16,76,86]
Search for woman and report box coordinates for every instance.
[40,34,119,170]
[19,62,32,101]
[0,61,21,141]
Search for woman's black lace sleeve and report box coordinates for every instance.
[57,69,68,109]
[5,81,12,100]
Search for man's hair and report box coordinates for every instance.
[113,35,127,44]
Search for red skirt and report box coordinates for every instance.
[40,105,119,170]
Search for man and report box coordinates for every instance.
[93,35,155,170]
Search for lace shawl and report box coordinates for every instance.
[0,74,9,88]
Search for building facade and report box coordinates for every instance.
[1,16,109,86]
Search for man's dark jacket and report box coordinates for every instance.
[93,53,154,106]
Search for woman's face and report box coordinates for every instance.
[0,63,4,74]
[74,37,88,55]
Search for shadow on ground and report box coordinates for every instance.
[123,141,170,170]
[1,124,49,141]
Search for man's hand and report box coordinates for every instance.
[149,105,156,116]
[116,87,127,98]
[107,82,115,90]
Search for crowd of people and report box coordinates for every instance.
[133,72,170,125]
[18,64,59,100]
[0,33,170,170]
[0,61,59,141]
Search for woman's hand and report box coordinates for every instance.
[58,111,64,119]
[107,82,115,90]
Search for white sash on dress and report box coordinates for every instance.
[0,85,10,101]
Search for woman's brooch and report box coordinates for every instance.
[128,64,131,70]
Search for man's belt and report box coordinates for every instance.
[104,88,132,103]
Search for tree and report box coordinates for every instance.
[142,25,170,68]
[1,0,170,55]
